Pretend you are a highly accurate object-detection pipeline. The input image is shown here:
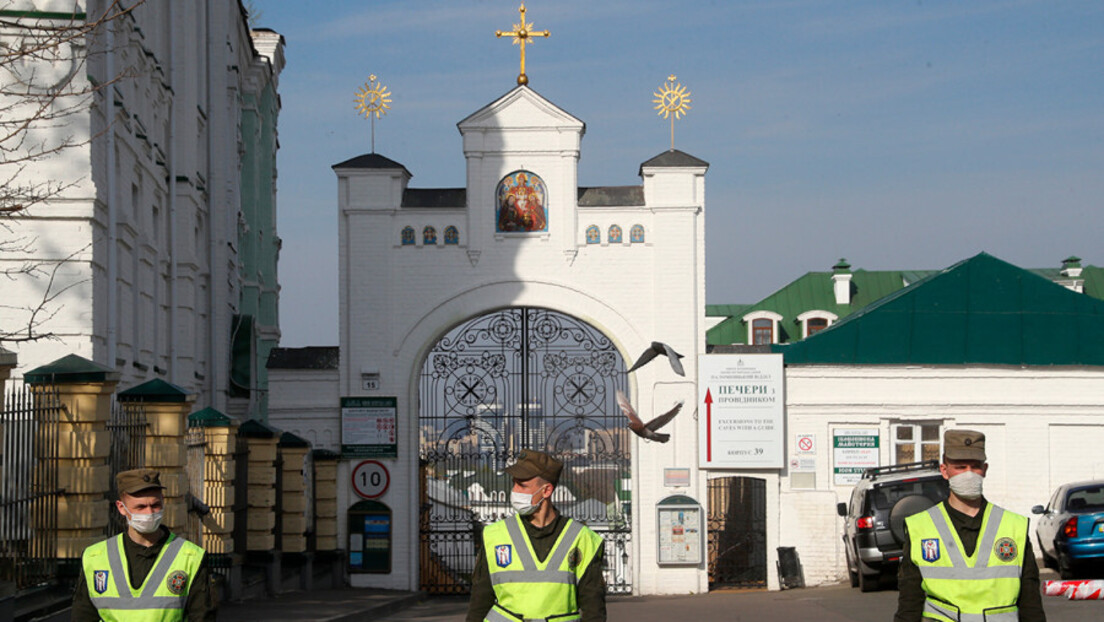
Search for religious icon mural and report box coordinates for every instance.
[496,170,548,233]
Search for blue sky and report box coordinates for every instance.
[254,0,1104,347]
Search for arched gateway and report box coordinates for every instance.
[418,307,632,593]
[327,83,707,594]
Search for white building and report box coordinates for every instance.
[772,253,1104,586]
[270,84,711,594]
[0,1,284,417]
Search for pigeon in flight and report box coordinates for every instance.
[616,390,683,443]
[627,341,685,376]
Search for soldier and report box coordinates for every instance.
[466,449,607,622]
[72,468,216,621]
[895,430,1045,622]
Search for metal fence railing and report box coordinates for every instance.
[185,427,207,545]
[105,400,148,537]
[0,382,64,590]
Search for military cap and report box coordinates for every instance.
[943,429,986,462]
[505,449,563,485]
[116,468,166,496]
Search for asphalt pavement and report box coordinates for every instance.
[380,579,1097,622]
[210,568,1098,622]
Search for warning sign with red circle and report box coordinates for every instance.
[796,434,816,455]
[351,460,390,499]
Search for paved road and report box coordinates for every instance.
[381,579,1097,622]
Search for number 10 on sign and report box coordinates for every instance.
[352,460,390,499]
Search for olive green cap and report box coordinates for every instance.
[505,449,563,485]
[943,429,986,462]
[116,468,166,496]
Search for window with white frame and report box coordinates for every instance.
[742,310,783,345]
[893,422,941,464]
[796,310,838,339]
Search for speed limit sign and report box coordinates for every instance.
[351,460,390,499]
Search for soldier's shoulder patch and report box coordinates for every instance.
[495,544,512,568]
[994,537,1018,562]
[93,570,110,594]
[167,570,189,595]
[920,538,940,562]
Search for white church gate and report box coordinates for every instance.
[707,476,767,589]
[418,307,633,594]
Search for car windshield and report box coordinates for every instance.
[1065,485,1104,513]
[872,480,947,511]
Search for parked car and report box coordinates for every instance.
[837,460,949,592]
[1032,480,1104,578]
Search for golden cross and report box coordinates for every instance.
[495,3,550,86]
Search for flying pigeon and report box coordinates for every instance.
[627,341,685,376]
[616,390,683,443]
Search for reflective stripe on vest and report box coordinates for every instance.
[485,603,582,622]
[483,515,603,622]
[490,517,583,586]
[83,533,204,621]
[906,503,1027,622]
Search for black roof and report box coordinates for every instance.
[638,149,710,175]
[402,188,466,208]
[331,153,412,177]
[266,346,339,370]
[577,186,645,207]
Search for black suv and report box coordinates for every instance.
[836,460,949,592]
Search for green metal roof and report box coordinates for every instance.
[278,430,311,448]
[238,418,281,439]
[775,253,1104,366]
[23,354,120,385]
[707,269,925,346]
[118,378,195,403]
[188,407,237,428]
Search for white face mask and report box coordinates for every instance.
[125,509,164,534]
[948,471,984,500]
[510,488,547,516]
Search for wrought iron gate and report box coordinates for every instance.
[419,307,632,594]
[707,476,767,589]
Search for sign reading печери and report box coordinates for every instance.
[698,353,784,469]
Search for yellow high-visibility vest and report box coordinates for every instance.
[906,503,1027,622]
[81,533,205,622]
[482,514,604,622]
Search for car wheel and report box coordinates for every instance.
[858,566,879,592]
[848,556,859,588]
[1058,551,1079,580]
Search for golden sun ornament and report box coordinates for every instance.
[654,74,692,150]
[354,74,392,152]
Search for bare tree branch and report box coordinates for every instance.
[1,0,147,345]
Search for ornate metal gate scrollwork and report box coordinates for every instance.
[419,308,633,594]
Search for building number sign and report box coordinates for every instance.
[352,460,390,499]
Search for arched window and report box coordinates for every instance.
[585,225,600,244]
[401,226,415,246]
[752,319,773,345]
[423,226,437,245]
[608,225,623,244]
[444,226,459,245]
[796,310,838,339]
[630,224,645,243]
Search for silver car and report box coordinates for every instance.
[1032,479,1104,579]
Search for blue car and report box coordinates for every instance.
[1032,480,1104,579]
